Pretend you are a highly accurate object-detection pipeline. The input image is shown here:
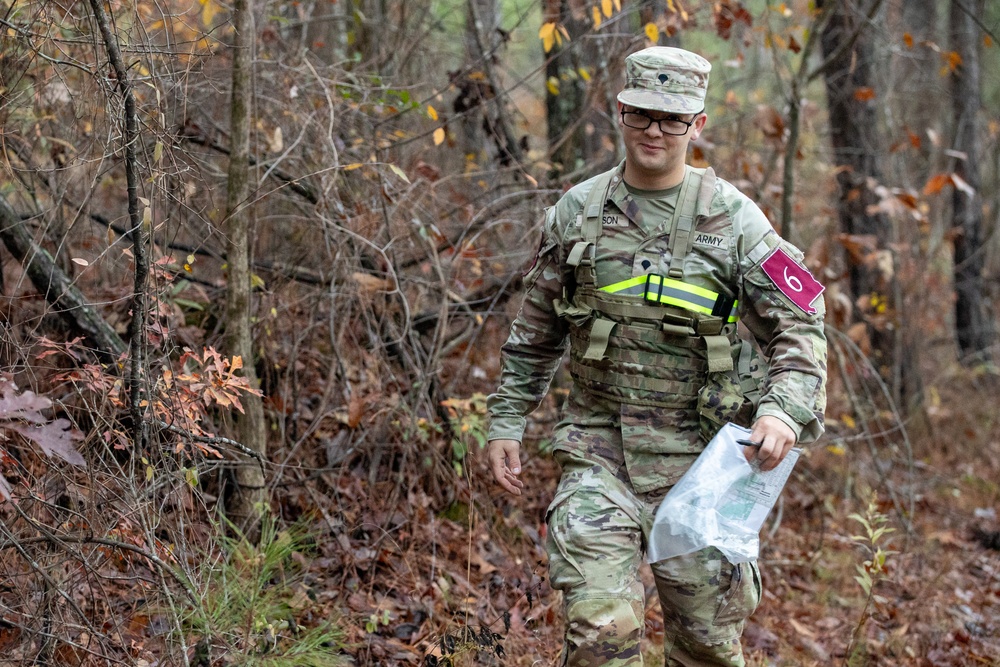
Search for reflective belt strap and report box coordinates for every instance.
[601,274,739,323]
[704,334,734,373]
[583,318,616,361]
[597,274,646,296]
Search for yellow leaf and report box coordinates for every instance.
[578,67,591,82]
[153,141,163,164]
[200,0,218,26]
[826,444,846,456]
[613,0,621,11]
[645,22,659,43]
[433,127,446,145]
[250,273,265,289]
[592,5,602,28]
[667,0,676,12]
[843,414,857,429]
[427,105,438,121]
[187,254,195,265]
[601,0,612,18]
[546,76,560,95]
[145,465,154,482]
[343,163,364,171]
[539,22,556,53]
[389,163,410,183]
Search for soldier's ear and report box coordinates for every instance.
[689,113,708,140]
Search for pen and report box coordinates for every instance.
[736,438,762,448]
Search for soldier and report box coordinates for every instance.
[486,47,827,666]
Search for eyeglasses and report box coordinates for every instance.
[620,110,700,136]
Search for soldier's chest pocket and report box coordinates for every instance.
[672,243,734,290]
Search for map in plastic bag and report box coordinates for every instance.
[647,423,800,564]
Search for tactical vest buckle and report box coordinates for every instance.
[644,273,665,304]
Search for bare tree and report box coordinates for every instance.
[948,0,993,362]
[223,0,268,532]
[817,0,906,391]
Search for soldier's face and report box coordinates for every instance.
[619,103,706,187]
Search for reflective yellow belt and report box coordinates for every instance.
[599,274,739,323]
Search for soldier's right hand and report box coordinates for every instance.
[487,439,524,496]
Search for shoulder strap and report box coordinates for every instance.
[582,169,615,244]
[567,168,617,286]
[666,166,704,278]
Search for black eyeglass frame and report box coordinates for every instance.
[620,108,703,136]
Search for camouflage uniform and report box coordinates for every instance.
[487,47,827,666]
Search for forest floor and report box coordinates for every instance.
[324,368,1000,667]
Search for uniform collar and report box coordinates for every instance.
[605,160,641,226]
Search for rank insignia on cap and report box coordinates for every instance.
[761,248,824,314]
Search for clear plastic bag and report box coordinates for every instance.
[648,423,800,564]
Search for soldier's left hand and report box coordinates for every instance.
[745,415,797,471]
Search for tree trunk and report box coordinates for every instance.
[949,0,993,362]
[87,0,151,449]
[895,0,940,184]
[223,0,268,536]
[891,0,939,413]
[544,0,588,177]
[0,197,127,362]
[819,0,901,390]
[460,0,523,170]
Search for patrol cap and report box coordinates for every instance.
[617,46,711,114]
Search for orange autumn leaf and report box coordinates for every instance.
[923,173,952,196]
[853,87,876,102]
[943,50,962,73]
[903,32,913,48]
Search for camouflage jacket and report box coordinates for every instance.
[487,161,827,491]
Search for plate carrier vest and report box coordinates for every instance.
[553,166,763,421]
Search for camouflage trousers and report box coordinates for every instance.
[545,448,762,666]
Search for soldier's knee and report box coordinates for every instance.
[562,595,644,667]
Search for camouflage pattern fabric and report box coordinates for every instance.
[487,159,827,491]
[486,158,825,663]
[547,447,761,666]
[618,47,711,114]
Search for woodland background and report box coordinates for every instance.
[1,0,999,665]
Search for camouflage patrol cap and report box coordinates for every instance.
[617,47,711,114]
